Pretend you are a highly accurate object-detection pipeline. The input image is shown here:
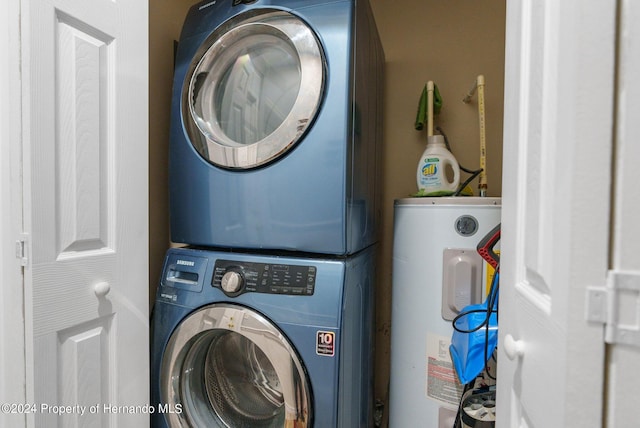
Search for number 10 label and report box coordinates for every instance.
[316,331,335,357]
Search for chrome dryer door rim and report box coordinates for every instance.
[182,10,325,169]
[160,303,311,427]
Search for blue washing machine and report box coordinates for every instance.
[169,0,384,255]
[151,247,376,427]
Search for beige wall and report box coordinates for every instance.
[148,0,506,419]
[369,0,506,409]
[149,0,194,304]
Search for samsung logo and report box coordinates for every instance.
[160,293,177,302]
[177,260,195,267]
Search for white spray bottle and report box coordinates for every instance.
[416,81,460,194]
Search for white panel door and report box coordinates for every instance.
[498,1,615,426]
[22,0,149,426]
[0,1,27,427]
[607,0,640,426]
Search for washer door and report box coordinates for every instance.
[183,10,325,169]
[160,304,312,427]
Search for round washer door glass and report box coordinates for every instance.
[183,10,325,169]
[160,304,311,427]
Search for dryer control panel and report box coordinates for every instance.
[213,260,316,296]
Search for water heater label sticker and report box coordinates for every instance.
[316,331,335,357]
[425,333,463,409]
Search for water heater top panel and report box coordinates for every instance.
[395,197,501,207]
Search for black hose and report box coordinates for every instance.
[453,169,482,196]
[436,126,484,195]
[452,267,500,382]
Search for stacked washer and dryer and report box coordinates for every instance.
[151,1,384,427]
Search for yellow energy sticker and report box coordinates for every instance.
[316,331,335,357]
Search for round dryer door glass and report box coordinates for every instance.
[183,10,325,169]
[160,304,311,427]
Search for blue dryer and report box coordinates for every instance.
[151,247,376,427]
[169,0,384,255]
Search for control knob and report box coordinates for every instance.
[221,270,243,294]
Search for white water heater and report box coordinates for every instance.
[389,197,501,427]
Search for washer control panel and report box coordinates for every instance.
[213,260,316,296]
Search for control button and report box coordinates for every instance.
[221,271,243,294]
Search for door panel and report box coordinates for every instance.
[0,1,26,427]
[608,0,640,425]
[498,0,615,426]
[56,13,114,256]
[25,0,148,426]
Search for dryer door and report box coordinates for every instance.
[183,10,325,169]
[160,304,312,427]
